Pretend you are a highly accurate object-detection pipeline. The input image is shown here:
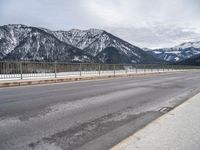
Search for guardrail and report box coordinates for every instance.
[0,61,199,80]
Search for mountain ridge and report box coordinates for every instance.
[0,24,95,62]
[0,24,161,64]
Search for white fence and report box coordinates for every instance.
[0,61,199,80]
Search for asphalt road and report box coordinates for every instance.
[0,71,200,150]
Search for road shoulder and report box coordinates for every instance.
[110,92,200,150]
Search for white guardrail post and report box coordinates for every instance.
[163,64,164,72]
[113,64,116,76]
[54,61,57,78]
[20,62,23,80]
[79,63,82,76]
[135,64,138,73]
[98,64,101,76]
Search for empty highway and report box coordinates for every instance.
[0,71,200,150]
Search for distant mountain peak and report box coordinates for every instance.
[148,41,200,62]
[7,24,27,27]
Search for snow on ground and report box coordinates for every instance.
[0,68,179,81]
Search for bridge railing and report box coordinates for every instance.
[0,61,199,80]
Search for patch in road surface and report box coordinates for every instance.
[27,107,161,150]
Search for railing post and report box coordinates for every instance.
[113,64,116,76]
[54,61,57,78]
[135,64,138,73]
[80,63,82,76]
[98,64,101,76]
[125,65,128,74]
[163,64,164,72]
[20,62,23,80]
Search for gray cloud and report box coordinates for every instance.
[108,26,200,49]
[1,0,200,48]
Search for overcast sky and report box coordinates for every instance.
[1,0,200,48]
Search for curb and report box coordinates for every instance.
[0,71,181,88]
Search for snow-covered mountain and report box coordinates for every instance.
[177,54,200,66]
[52,29,106,56]
[0,24,161,63]
[0,24,95,62]
[148,41,200,62]
[52,28,161,63]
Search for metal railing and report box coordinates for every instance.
[0,61,199,80]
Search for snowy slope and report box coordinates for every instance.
[148,41,200,62]
[0,24,160,63]
[0,24,95,62]
[0,24,31,59]
[52,29,161,63]
[177,54,200,66]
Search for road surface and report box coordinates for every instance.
[0,71,200,150]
